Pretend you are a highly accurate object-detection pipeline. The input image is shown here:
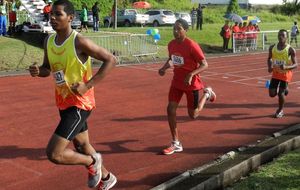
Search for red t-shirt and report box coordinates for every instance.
[168,37,205,91]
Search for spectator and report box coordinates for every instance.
[221,20,231,52]
[253,23,260,50]
[246,21,255,50]
[190,7,197,30]
[196,3,204,30]
[240,22,248,51]
[79,3,88,33]
[43,0,52,23]
[0,0,7,36]
[110,2,116,27]
[231,22,240,52]
[8,0,17,34]
[92,2,99,32]
[290,21,299,47]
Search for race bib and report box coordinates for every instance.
[171,55,184,65]
[273,60,286,66]
[53,70,66,85]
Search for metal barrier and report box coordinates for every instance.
[232,30,291,53]
[87,32,158,64]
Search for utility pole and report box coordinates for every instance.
[114,0,117,29]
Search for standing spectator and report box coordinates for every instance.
[0,0,7,36]
[158,19,216,155]
[290,21,299,47]
[8,0,17,34]
[221,20,231,52]
[231,22,240,52]
[79,3,88,33]
[246,21,255,50]
[110,2,116,28]
[43,0,52,24]
[92,2,99,32]
[267,29,298,118]
[196,3,204,30]
[253,23,260,50]
[240,22,248,51]
[190,7,197,30]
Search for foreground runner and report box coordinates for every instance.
[158,19,216,155]
[29,0,117,189]
[267,29,298,118]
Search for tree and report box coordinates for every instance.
[226,0,240,14]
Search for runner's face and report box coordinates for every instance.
[50,5,73,31]
[173,22,186,40]
[278,31,287,44]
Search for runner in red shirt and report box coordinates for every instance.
[158,19,216,155]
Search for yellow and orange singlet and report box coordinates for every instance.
[271,43,293,82]
[47,30,95,111]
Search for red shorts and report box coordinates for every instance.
[168,85,202,109]
[9,12,16,22]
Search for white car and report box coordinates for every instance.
[145,9,176,27]
[175,12,192,26]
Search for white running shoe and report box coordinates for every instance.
[98,173,117,190]
[204,87,216,102]
[87,153,102,188]
[162,141,183,155]
[275,110,284,118]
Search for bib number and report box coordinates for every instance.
[171,55,184,65]
[273,60,286,66]
[53,70,66,85]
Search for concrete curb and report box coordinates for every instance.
[151,124,300,190]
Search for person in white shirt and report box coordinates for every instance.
[290,21,299,47]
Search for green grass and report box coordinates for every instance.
[0,21,293,71]
[0,34,43,71]
[228,148,300,190]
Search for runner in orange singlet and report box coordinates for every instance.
[29,0,117,189]
[267,29,298,118]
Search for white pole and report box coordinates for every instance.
[114,0,117,29]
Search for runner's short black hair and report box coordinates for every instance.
[53,0,75,15]
[278,29,288,35]
[175,19,189,30]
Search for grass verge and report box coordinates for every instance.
[227,148,300,190]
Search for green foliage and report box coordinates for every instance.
[69,0,113,19]
[231,148,300,190]
[226,0,240,14]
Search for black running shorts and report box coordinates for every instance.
[270,78,288,90]
[54,106,91,141]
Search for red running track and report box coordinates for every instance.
[0,52,300,190]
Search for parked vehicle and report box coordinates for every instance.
[175,12,192,26]
[144,9,176,27]
[71,10,93,29]
[103,9,149,27]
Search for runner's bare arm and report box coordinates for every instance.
[76,35,116,89]
[267,45,274,73]
[191,59,208,76]
[159,58,172,76]
[282,47,298,70]
[29,36,51,77]
[184,59,208,85]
